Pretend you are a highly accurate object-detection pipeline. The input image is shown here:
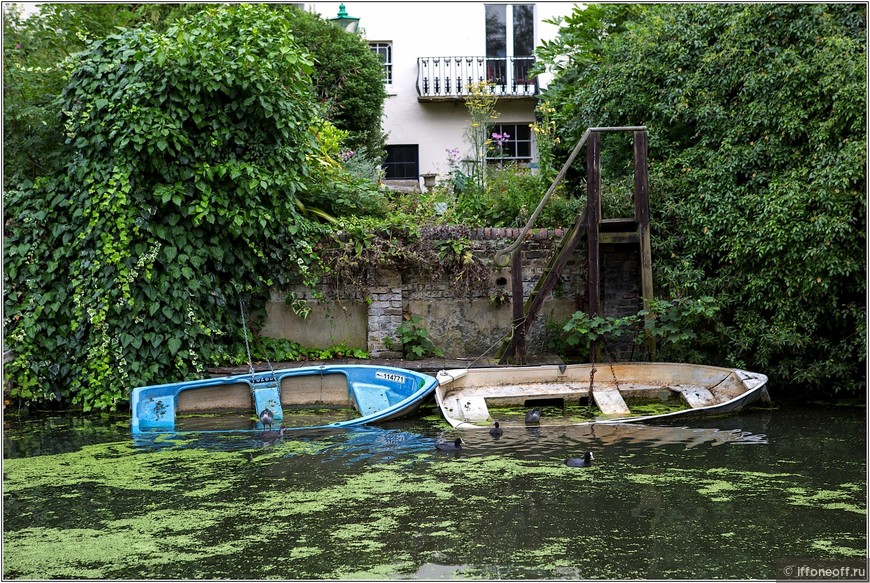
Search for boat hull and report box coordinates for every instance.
[434,362,769,429]
[131,364,438,435]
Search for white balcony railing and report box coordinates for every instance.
[416,56,539,99]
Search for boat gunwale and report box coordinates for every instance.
[131,364,438,435]
[434,362,769,429]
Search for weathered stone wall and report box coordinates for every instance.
[259,228,644,359]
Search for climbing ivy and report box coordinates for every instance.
[3,5,383,411]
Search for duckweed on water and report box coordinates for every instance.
[332,559,416,580]
[786,485,867,515]
[4,442,152,493]
[4,406,866,579]
[811,537,868,557]
[626,400,689,416]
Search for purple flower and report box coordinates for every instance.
[491,132,510,146]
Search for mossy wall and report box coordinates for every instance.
[261,228,642,358]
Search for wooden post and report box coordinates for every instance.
[511,248,527,365]
[634,130,656,359]
[587,131,601,363]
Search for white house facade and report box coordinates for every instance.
[306,1,579,189]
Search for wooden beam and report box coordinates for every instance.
[587,131,601,362]
[600,232,639,245]
[510,248,527,365]
[634,130,655,358]
[522,208,588,332]
[498,209,588,363]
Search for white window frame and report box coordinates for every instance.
[485,122,534,165]
[369,41,393,88]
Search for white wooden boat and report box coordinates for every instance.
[434,362,769,429]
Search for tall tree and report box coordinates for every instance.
[2,3,204,186]
[282,5,387,154]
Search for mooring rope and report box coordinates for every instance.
[238,294,255,377]
[461,316,529,371]
[238,294,277,380]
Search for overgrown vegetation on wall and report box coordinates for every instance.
[537,3,866,395]
[3,5,386,410]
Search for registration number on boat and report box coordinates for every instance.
[375,371,405,383]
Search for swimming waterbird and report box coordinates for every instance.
[565,451,594,467]
[489,421,503,438]
[525,408,542,424]
[261,427,286,441]
[436,438,464,452]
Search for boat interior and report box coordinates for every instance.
[438,366,756,426]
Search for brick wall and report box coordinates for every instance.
[260,227,644,360]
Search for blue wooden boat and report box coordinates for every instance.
[131,364,438,435]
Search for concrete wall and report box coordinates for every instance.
[261,228,645,360]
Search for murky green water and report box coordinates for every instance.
[3,402,866,579]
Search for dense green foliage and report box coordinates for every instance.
[539,3,866,394]
[4,5,385,410]
[554,296,721,364]
[286,6,387,153]
[3,3,210,188]
[3,3,386,186]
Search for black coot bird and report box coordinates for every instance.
[565,451,594,467]
[489,421,503,438]
[259,408,274,431]
[525,408,541,424]
[436,438,464,452]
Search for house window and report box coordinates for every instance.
[485,4,535,88]
[383,145,419,179]
[486,123,532,163]
[369,42,393,85]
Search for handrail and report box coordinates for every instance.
[493,125,647,267]
[416,56,538,98]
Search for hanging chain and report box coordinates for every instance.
[254,328,277,379]
[238,295,255,377]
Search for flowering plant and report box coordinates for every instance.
[491,131,510,146]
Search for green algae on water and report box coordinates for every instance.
[785,485,866,515]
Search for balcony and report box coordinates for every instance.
[416,56,539,101]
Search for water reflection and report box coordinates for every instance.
[3,406,865,580]
[129,418,768,461]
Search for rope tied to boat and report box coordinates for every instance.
[238,294,277,381]
[461,315,529,371]
[238,294,255,378]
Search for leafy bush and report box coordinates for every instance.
[554,296,720,363]
[285,5,387,153]
[443,165,584,228]
[3,5,378,411]
[539,3,866,394]
[216,337,369,366]
[560,311,637,358]
[392,316,443,360]
[2,3,212,188]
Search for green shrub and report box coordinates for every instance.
[538,3,866,394]
[392,316,443,360]
[3,5,376,411]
